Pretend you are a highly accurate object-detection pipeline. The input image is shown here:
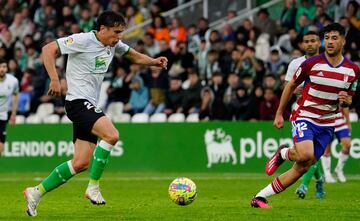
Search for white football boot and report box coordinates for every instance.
[335,167,347,183]
[24,187,42,216]
[324,173,337,183]
[85,185,106,205]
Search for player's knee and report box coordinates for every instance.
[297,152,313,162]
[72,158,90,172]
[103,130,119,145]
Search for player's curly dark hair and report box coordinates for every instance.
[96,11,126,31]
[323,23,345,36]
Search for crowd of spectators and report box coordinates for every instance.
[1,0,360,121]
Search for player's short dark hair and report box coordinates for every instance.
[96,11,126,31]
[323,23,345,36]
[304,31,319,37]
[0,58,7,65]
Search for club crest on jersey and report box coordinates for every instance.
[64,37,74,46]
[95,56,106,70]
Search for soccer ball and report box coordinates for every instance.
[168,177,197,206]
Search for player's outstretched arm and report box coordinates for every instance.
[274,79,298,129]
[125,48,168,69]
[42,41,61,96]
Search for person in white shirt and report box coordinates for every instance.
[0,58,19,155]
[24,11,168,217]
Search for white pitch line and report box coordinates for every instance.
[1,174,360,182]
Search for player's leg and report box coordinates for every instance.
[24,137,94,216]
[335,135,351,183]
[86,116,119,204]
[252,140,316,208]
[0,120,7,155]
[252,120,333,208]
[313,161,325,198]
[295,164,316,199]
[321,144,336,183]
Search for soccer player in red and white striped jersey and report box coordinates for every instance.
[251,23,359,208]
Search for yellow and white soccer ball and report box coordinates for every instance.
[168,177,197,206]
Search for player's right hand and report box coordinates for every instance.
[273,114,284,129]
[47,79,61,96]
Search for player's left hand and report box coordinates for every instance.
[9,113,16,126]
[154,56,168,70]
[338,91,351,107]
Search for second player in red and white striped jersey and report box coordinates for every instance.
[335,111,349,132]
[291,53,359,126]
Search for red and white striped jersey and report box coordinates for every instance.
[291,53,359,126]
[335,111,349,132]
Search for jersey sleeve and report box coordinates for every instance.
[292,61,311,85]
[116,41,130,56]
[348,68,359,96]
[12,78,19,95]
[56,33,88,55]
[285,60,297,82]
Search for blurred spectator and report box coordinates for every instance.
[197,17,209,39]
[339,16,360,52]
[143,33,160,57]
[236,19,253,45]
[124,75,149,114]
[254,8,277,42]
[297,13,311,36]
[207,30,222,51]
[346,1,360,29]
[322,0,336,20]
[196,39,208,78]
[138,0,150,20]
[164,77,184,115]
[223,72,240,106]
[259,87,279,120]
[0,30,16,60]
[247,85,264,120]
[228,85,252,120]
[169,42,194,79]
[79,7,95,32]
[202,49,220,83]
[147,15,170,43]
[142,66,168,115]
[187,24,201,54]
[150,2,162,18]
[277,28,300,54]
[266,48,287,76]
[296,0,316,31]
[155,40,175,70]
[280,0,297,31]
[18,68,34,115]
[123,5,144,40]
[263,73,281,96]
[169,17,187,52]
[9,12,33,41]
[248,27,270,62]
[199,72,227,120]
[8,59,22,81]
[178,70,202,115]
[221,23,236,42]
[107,67,132,104]
[219,40,235,77]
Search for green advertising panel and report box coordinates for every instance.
[1,122,359,173]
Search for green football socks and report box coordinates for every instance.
[89,140,113,184]
[39,160,76,194]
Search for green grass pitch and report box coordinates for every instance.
[0,172,359,220]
